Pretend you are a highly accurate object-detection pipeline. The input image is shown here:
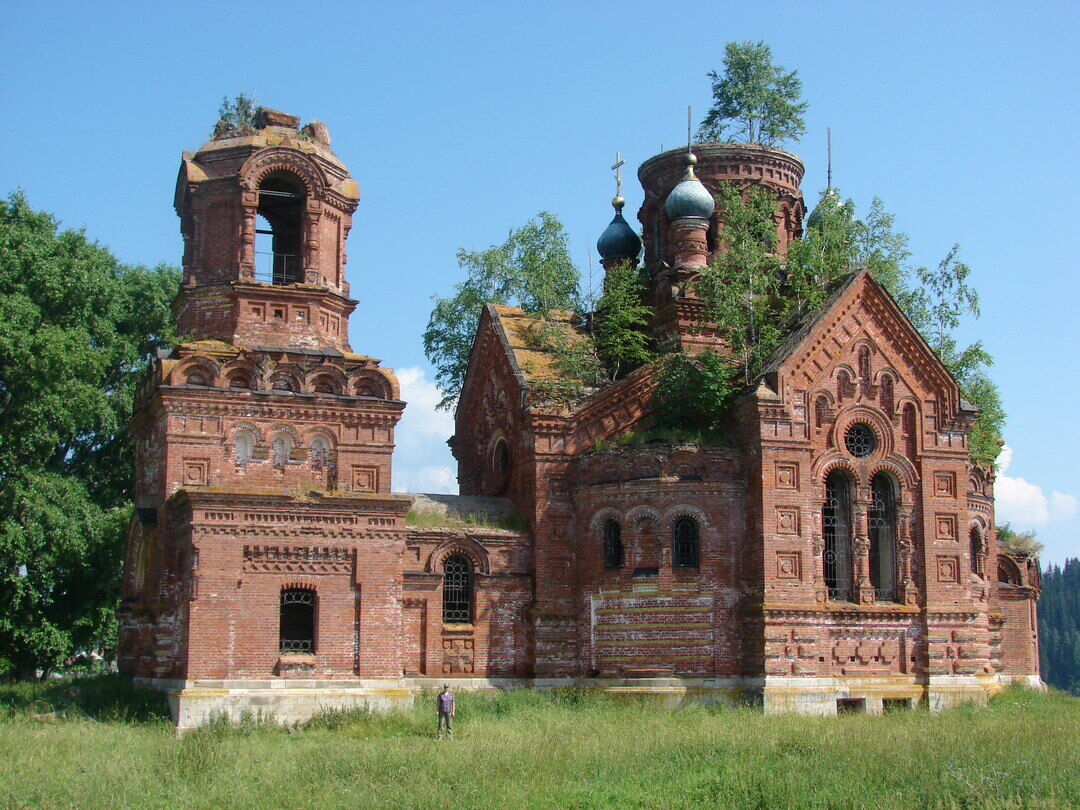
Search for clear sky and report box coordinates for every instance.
[2,1,1077,564]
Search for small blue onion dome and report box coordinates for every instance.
[664,152,715,220]
[596,196,642,261]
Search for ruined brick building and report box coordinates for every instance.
[119,110,1041,726]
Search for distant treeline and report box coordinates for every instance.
[1039,558,1080,695]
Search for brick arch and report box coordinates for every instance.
[350,368,396,399]
[662,504,710,529]
[268,424,301,443]
[591,457,631,485]
[666,449,704,480]
[625,505,661,523]
[301,426,338,448]
[308,364,347,395]
[173,356,221,386]
[588,507,624,534]
[629,454,662,480]
[265,362,305,392]
[240,148,327,197]
[426,537,490,575]
[227,421,264,443]
[813,452,860,485]
[221,358,262,390]
[869,456,918,490]
[997,555,1023,586]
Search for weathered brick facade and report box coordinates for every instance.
[119,114,1039,727]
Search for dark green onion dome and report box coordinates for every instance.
[663,152,714,220]
[596,196,642,261]
[806,187,842,230]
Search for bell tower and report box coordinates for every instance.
[174,107,361,350]
[119,107,411,699]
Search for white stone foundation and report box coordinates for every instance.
[138,673,1043,729]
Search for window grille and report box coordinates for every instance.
[868,473,898,601]
[603,519,623,569]
[844,423,876,458]
[279,588,315,653]
[823,471,853,601]
[672,517,699,568]
[442,554,472,623]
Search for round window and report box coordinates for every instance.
[844,423,877,458]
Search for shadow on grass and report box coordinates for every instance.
[0,673,170,722]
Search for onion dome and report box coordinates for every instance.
[596,196,642,261]
[806,187,841,229]
[663,152,714,220]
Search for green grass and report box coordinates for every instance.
[405,508,526,533]
[1,678,1078,809]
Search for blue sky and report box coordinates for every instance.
[1,1,1077,564]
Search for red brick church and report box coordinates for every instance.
[118,109,1041,727]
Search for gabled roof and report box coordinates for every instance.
[759,271,862,377]
[758,268,969,416]
[487,304,582,383]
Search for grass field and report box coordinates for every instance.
[1,677,1077,809]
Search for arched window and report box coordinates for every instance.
[869,473,898,601]
[815,395,829,429]
[672,517,699,568]
[227,370,254,390]
[279,588,315,653]
[879,375,894,418]
[858,346,872,395]
[492,439,510,496]
[272,433,292,470]
[256,172,305,285]
[443,554,473,623]
[970,527,984,576]
[234,429,255,466]
[185,371,211,387]
[823,470,853,601]
[902,403,917,457]
[837,370,852,403]
[310,435,330,472]
[997,556,1022,586]
[603,519,623,569]
[270,374,298,392]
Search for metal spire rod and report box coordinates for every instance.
[827,126,832,191]
[687,105,693,151]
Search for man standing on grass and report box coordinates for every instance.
[436,683,455,739]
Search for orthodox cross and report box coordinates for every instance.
[687,105,693,151]
[611,152,625,197]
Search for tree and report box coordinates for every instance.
[696,184,784,386]
[698,41,808,146]
[996,523,1044,555]
[591,259,651,380]
[1039,558,1080,695]
[214,92,258,136]
[423,212,582,409]
[0,192,179,678]
[788,189,1005,466]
